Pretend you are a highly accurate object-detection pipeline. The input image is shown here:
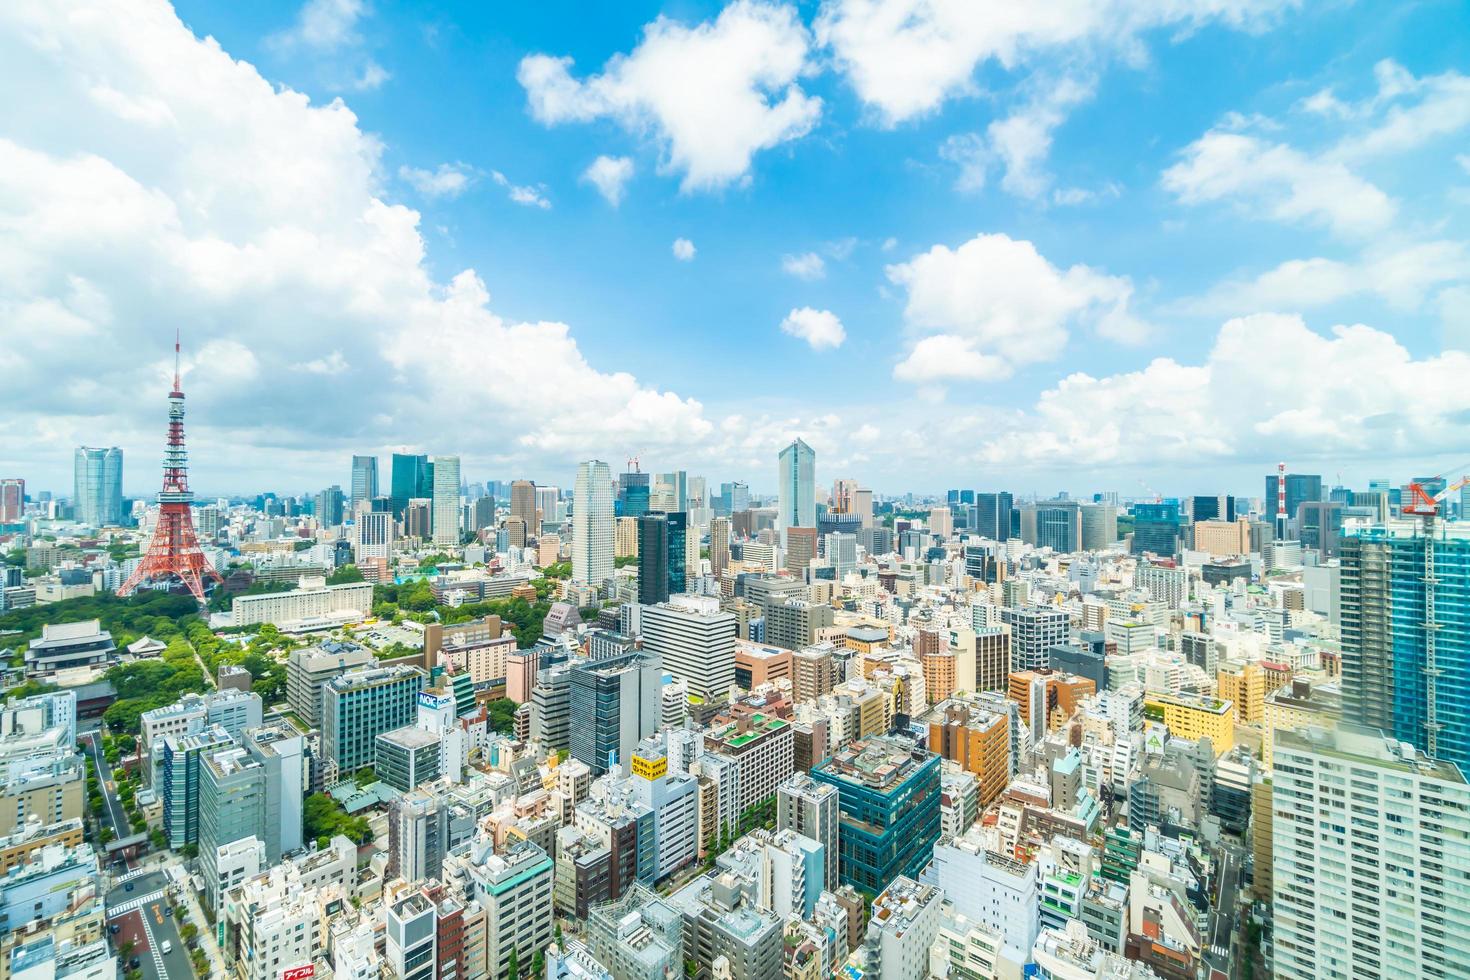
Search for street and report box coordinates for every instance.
[1204,842,1244,979]
[80,731,129,841]
[106,869,191,980]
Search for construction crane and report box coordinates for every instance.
[1137,480,1162,504]
[626,455,641,473]
[1402,464,1470,758]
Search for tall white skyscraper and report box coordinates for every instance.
[573,459,614,588]
[1273,725,1470,980]
[430,455,460,547]
[777,438,815,546]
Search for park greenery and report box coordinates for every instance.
[303,792,372,849]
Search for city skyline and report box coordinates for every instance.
[4,1,1470,494]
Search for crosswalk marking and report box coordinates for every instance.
[107,890,165,918]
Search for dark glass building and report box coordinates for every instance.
[974,492,1013,541]
[390,453,433,518]
[636,514,669,606]
[1131,501,1183,557]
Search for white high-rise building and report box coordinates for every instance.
[355,510,394,561]
[431,455,461,547]
[777,438,816,547]
[639,595,736,699]
[573,460,614,588]
[1272,725,1470,980]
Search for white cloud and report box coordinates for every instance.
[348,61,389,91]
[940,77,1096,200]
[672,238,697,261]
[1182,240,1470,315]
[518,1,820,191]
[1162,129,1395,238]
[1331,61,1470,160]
[781,252,826,280]
[295,350,349,375]
[0,0,711,489]
[271,0,366,51]
[893,334,1010,383]
[581,155,635,206]
[491,170,551,209]
[814,0,1296,126]
[975,314,1470,466]
[779,307,846,349]
[399,162,474,199]
[886,233,1148,384]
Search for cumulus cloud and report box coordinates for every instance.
[672,238,697,261]
[781,252,826,280]
[974,314,1470,467]
[887,233,1148,385]
[0,0,710,490]
[399,162,474,199]
[1330,60,1470,160]
[581,155,635,206]
[518,1,820,191]
[1162,129,1395,238]
[1180,239,1470,315]
[779,307,846,349]
[814,0,1296,126]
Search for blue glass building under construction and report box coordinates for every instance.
[1341,521,1470,773]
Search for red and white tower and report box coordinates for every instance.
[118,334,221,603]
[1275,460,1288,540]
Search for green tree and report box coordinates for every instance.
[531,950,544,978]
[487,698,518,735]
[327,564,365,585]
[507,947,519,980]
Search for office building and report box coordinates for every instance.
[778,438,816,546]
[974,492,1013,541]
[0,479,22,523]
[777,773,839,892]
[811,736,941,893]
[637,514,670,605]
[321,665,426,779]
[1342,521,1470,772]
[1079,503,1117,551]
[375,726,441,792]
[349,455,378,511]
[1272,725,1470,980]
[430,455,460,547]
[620,468,651,518]
[573,460,615,589]
[457,838,555,980]
[1144,691,1234,756]
[390,452,432,517]
[1131,501,1182,557]
[1266,472,1323,533]
[640,596,736,700]
[286,640,375,728]
[199,746,267,910]
[509,479,538,527]
[765,599,834,651]
[705,713,795,813]
[161,725,236,848]
[1194,518,1252,556]
[231,577,374,629]
[72,446,123,526]
[1000,607,1069,672]
[792,645,837,703]
[927,696,1012,806]
[356,509,394,561]
[569,652,661,776]
[786,526,817,575]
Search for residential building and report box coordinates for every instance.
[777,773,839,892]
[704,713,794,813]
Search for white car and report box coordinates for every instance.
[160,941,172,955]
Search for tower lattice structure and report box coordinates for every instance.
[118,336,221,603]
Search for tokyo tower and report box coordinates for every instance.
[117,334,221,603]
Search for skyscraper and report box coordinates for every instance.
[665,511,688,595]
[350,455,378,512]
[778,438,816,546]
[637,514,670,606]
[1266,472,1323,533]
[73,446,123,525]
[0,479,22,523]
[390,453,431,518]
[1341,521,1470,771]
[315,485,345,527]
[974,492,1013,541]
[709,516,730,580]
[431,455,461,547]
[619,468,650,518]
[510,480,538,527]
[573,460,614,588]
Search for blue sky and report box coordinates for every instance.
[4,0,1470,498]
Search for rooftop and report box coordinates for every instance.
[814,735,932,792]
